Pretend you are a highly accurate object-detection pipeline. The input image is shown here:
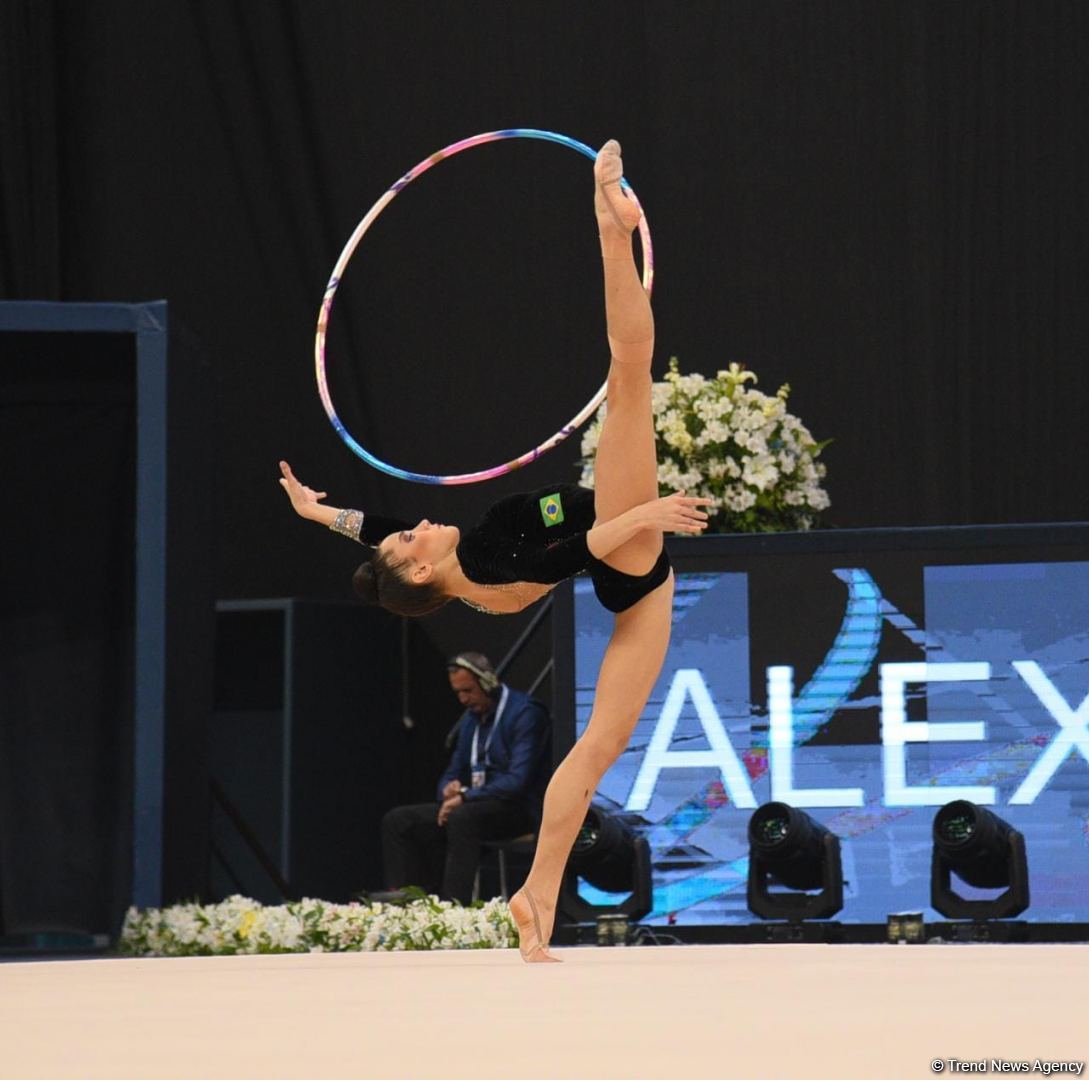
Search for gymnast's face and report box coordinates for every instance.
[380,520,460,584]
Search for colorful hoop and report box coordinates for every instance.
[314,128,654,485]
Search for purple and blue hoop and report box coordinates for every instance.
[314,128,654,485]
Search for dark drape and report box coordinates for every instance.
[1,1,1087,915]
[0,1,61,296]
[0,332,135,935]
[1,2,1082,572]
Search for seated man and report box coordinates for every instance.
[381,652,550,904]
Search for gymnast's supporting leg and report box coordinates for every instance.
[509,141,674,961]
[509,579,673,961]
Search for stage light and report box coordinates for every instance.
[558,806,653,928]
[931,800,1029,920]
[746,802,843,920]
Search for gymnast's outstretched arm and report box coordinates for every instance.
[278,460,410,545]
[587,493,708,555]
[282,457,705,566]
[279,461,337,525]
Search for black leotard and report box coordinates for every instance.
[361,483,670,613]
[456,484,595,585]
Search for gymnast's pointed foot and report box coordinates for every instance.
[509,888,561,964]
[594,138,641,243]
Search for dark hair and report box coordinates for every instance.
[352,548,450,617]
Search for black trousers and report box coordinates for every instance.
[381,798,535,905]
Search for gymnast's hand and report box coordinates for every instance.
[638,491,713,535]
[278,461,330,521]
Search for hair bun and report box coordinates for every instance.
[352,555,382,605]
[351,548,450,617]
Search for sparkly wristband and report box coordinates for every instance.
[329,508,365,543]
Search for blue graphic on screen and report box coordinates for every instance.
[920,563,1089,918]
[573,562,1089,924]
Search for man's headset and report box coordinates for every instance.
[447,653,500,694]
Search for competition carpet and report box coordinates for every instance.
[1,943,1084,1079]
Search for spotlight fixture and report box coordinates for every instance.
[559,806,653,926]
[746,801,843,920]
[931,800,1029,920]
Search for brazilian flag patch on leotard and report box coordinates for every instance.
[539,492,564,527]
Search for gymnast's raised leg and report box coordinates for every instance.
[509,141,675,961]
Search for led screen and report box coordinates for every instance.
[567,538,1089,925]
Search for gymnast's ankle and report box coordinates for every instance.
[509,888,560,964]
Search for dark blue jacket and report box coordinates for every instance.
[437,686,551,819]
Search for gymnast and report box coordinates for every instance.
[280,140,709,961]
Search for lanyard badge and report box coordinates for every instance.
[469,685,509,792]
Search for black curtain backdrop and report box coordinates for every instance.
[3,0,1088,736]
[0,332,135,935]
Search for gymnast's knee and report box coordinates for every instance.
[579,726,635,777]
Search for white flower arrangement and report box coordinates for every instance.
[580,359,831,532]
[119,893,517,957]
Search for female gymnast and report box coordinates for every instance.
[280,140,709,961]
